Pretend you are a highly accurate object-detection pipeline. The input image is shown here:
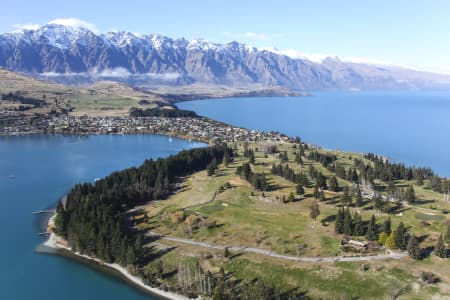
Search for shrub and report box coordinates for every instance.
[170,211,185,224]
[420,272,440,284]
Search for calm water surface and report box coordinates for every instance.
[0,134,204,299]
[179,91,450,176]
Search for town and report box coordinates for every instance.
[0,109,289,143]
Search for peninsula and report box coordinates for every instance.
[3,70,449,299]
[40,110,450,299]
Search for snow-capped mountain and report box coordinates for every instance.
[1,22,449,90]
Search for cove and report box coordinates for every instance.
[0,134,204,299]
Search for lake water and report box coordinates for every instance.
[178,91,450,176]
[3,91,450,299]
[0,134,204,300]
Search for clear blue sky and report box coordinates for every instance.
[2,0,449,72]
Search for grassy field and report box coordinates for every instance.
[132,141,450,298]
[0,69,171,115]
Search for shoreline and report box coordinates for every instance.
[43,215,190,300]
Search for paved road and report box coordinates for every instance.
[146,232,407,262]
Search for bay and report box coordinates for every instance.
[178,91,450,176]
[0,134,204,299]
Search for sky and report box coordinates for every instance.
[1,0,449,72]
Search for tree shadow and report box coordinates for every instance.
[414,199,436,205]
[321,214,336,223]
[417,234,429,243]
[228,252,244,260]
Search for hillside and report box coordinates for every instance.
[0,69,300,116]
[0,68,171,115]
[1,23,450,90]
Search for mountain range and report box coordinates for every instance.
[1,22,449,90]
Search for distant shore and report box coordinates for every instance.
[43,215,189,300]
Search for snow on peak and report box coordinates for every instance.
[188,39,218,51]
[104,31,141,47]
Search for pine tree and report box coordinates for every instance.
[319,190,326,202]
[335,208,344,234]
[207,158,218,176]
[249,151,255,164]
[310,200,320,222]
[382,217,392,234]
[313,184,320,199]
[341,186,352,207]
[407,235,422,260]
[353,212,364,236]
[435,234,447,258]
[373,195,383,211]
[54,201,67,237]
[394,222,408,250]
[343,208,353,235]
[223,151,230,167]
[355,187,363,207]
[405,185,416,203]
[224,246,230,258]
[366,214,377,241]
[296,184,305,195]
[329,176,339,192]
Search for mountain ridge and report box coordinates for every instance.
[1,23,450,90]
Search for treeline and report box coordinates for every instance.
[358,153,449,193]
[307,150,337,168]
[271,163,309,186]
[334,209,378,240]
[129,107,198,118]
[237,162,269,191]
[54,145,232,266]
[1,92,47,110]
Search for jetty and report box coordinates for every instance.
[32,209,55,215]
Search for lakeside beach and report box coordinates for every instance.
[43,215,190,300]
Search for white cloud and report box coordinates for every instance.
[11,18,99,33]
[96,67,131,78]
[41,71,82,77]
[39,68,181,81]
[145,72,180,80]
[13,23,41,31]
[48,18,98,33]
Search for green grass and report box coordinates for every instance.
[225,258,416,299]
[415,213,445,221]
[138,141,450,299]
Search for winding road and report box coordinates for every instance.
[146,232,407,262]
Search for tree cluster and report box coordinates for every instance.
[237,163,269,191]
[55,145,232,266]
[129,107,198,118]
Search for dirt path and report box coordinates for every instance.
[146,232,407,262]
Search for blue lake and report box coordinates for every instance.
[179,91,450,176]
[0,134,204,299]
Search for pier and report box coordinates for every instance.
[32,210,55,215]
